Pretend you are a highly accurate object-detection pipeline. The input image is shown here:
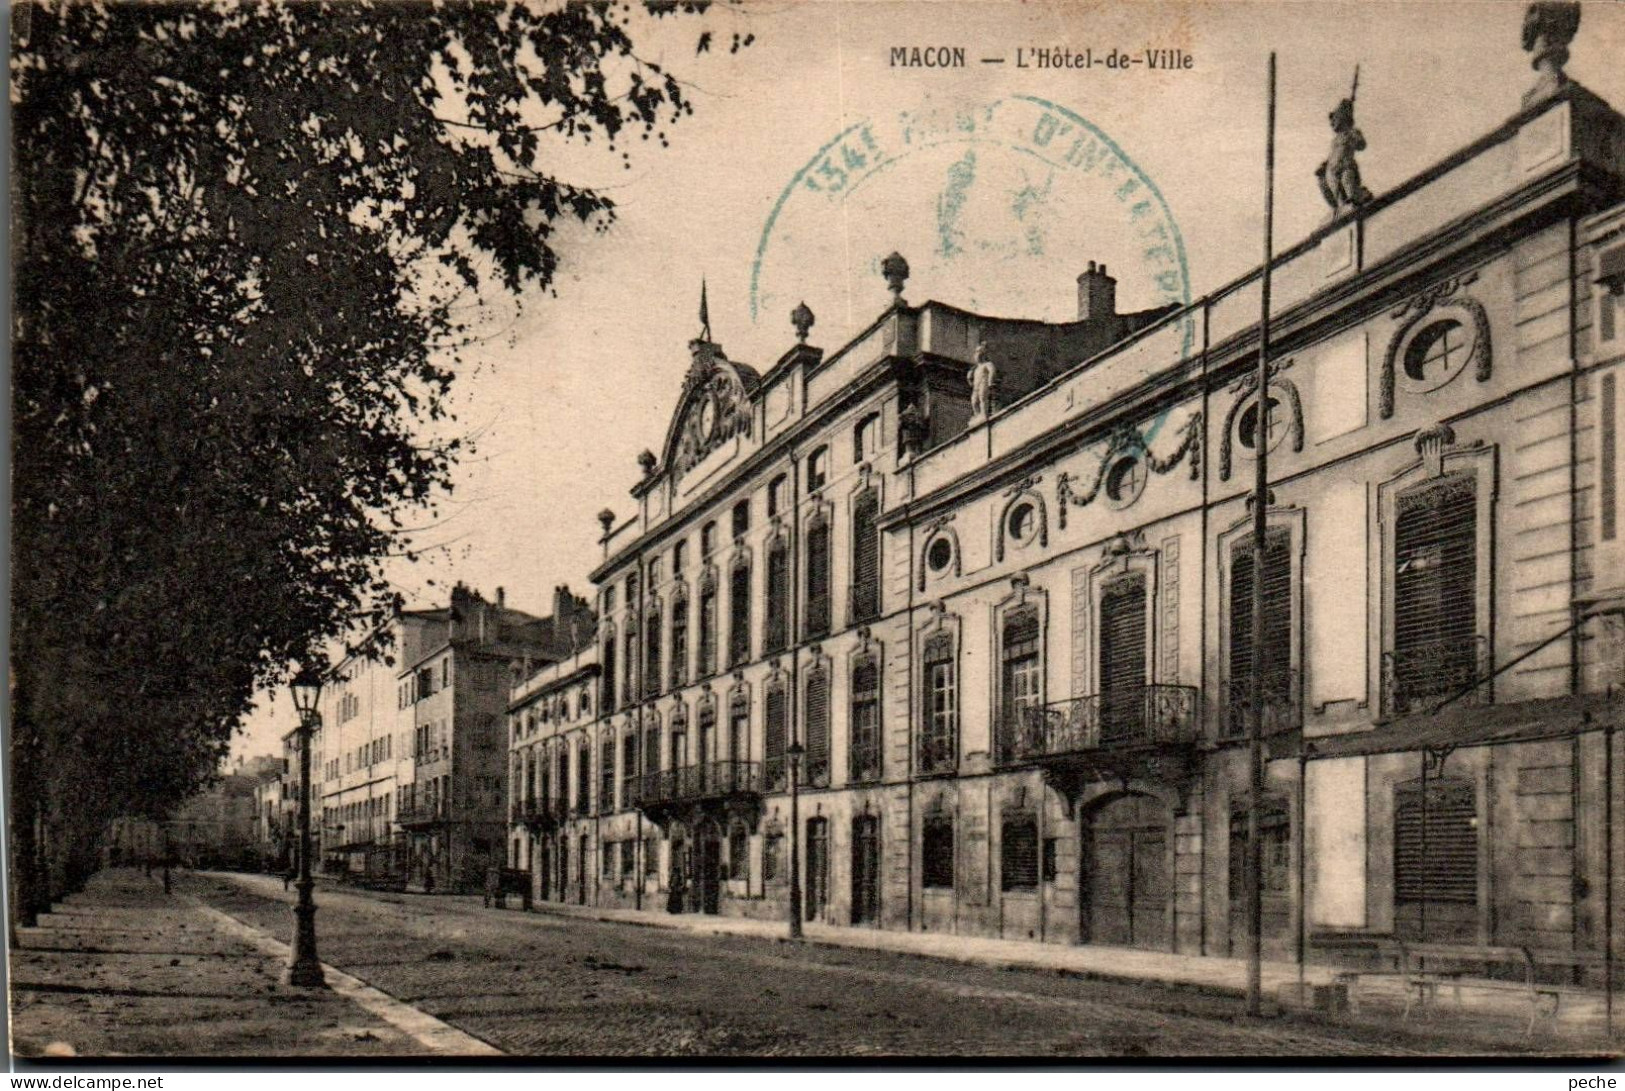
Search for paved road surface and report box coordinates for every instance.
[187,873,1580,1058]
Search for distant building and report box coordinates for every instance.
[512,25,1625,977]
[166,758,279,869]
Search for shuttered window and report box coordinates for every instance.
[805,518,831,638]
[728,697,748,764]
[728,561,752,668]
[764,833,783,882]
[1227,529,1293,737]
[851,489,881,622]
[764,543,789,653]
[1000,813,1039,891]
[729,823,748,879]
[1394,779,1478,903]
[850,654,882,782]
[644,609,662,698]
[600,739,615,814]
[643,725,661,774]
[1602,372,1617,543]
[698,580,718,677]
[1392,475,1478,713]
[1228,796,1291,899]
[624,629,639,704]
[765,681,788,791]
[923,815,955,889]
[669,592,688,689]
[1099,574,1147,741]
[601,633,617,714]
[805,664,831,787]
[576,745,591,815]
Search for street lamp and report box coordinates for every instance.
[286,664,327,988]
[787,740,806,940]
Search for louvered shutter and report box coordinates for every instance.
[1228,530,1293,735]
[765,544,789,652]
[1000,816,1038,891]
[729,562,751,667]
[765,683,788,790]
[806,667,831,786]
[644,610,662,697]
[1395,779,1478,903]
[1099,574,1147,741]
[852,490,880,621]
[806,521,831,637]
[1393,475,1478,710]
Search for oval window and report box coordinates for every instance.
[1237,395,1286,454]
[927,536,954,574]
[1403,318,1469,391]
[1104,454,1147,509]
[1007,501,1038,545]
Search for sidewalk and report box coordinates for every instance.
[527,898,1620,1040]
[8,868,457,1058]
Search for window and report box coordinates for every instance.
[764,833,784,883]
[1394,779,1479,935]
[727,694,748,765]
[1402,320,1468,389]
[1042,837,1058,883]
[1600,246,1625,343]
[804,663,831,787]
[922,814,954,889]
[1103,454,1147,509]
[921,631,957,774]
[647,557,662,587]
[698,578,718,677]
[728,822,748,880]
[1007,501,1038,545]
[622,732,639,805]
[1388,474,1479,716]
[701,521,717,558]
[604,586,617,613]
[624,627,639,704]
[854,413,880,461]
[850,653,882,783]
[673,540,688,575]
[1602,371,1617,543]
[644,606,663,698]
[644,722,661,775]
[732,499,750,540]
[601,630,618,714]
[764,539,790,653]
[620,838,635,881]
[1237,395,1288,451]
[764,679,788,791]
[602,840,616,881]
[626,571,638,602]
[851,488,881,622]
[805,515,831,639]
[728,559,752,668]
[1226,529,1294,737]
[926,536,954,574]
[767,475,787,519]
[442,659,451,688]
[670,589,689,689]
[644,835,660,877]
[600,738,616,814]
[1001,812,1038,892]
[576,744,591,815]
[807,447,829,492]
[1099,573,1148,742]
[998,605,1042,762]
[696,699,717,768]
[1228,795,1291,902]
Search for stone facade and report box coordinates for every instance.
[510,62,1625,973]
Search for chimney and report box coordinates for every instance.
[1077,261,1117,322]
[496,586,506,609]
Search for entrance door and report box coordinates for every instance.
[698,826,722,915]
[805,817,829,922]
[851,814,880,925]
[537,838,551,901]
[577,833,588,904]
[1085,794,1169,950]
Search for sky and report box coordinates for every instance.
[229,0,1625,762]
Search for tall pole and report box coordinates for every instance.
[1245,51,1278,1018]
[788,743,804,939]
[286,707,326,987]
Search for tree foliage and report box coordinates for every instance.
[9,0,734,917]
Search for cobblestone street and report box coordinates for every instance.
[160,871,1605,1059]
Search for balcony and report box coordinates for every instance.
[513,797,569,831]
[635,761,763,823]
[995,686,1201,791]
[1382,634,1489,719]
[1221,668,1303,739]
[397,801,449,829]
[848,582,881,626]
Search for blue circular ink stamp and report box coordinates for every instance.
[752,95,1192,362]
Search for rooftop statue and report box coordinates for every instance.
[1522,1,1581,107]
[1315,68,1372,217]
[967,342,997,423]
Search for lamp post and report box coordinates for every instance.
[787,740,805,939]
[286,665,327,988]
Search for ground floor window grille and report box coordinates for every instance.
[1228,796,1291,900]
[619,840,635,881]
[1394,778,1478,904]
[1000,812,1039,891]
[601,841,616,881]
[729,823,749,879]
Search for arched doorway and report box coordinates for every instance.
[696,818,723,916]
[1084,793,1170,950]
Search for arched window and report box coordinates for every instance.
[767,474,788,519]
[698,574,718,677]
[669,587,689,689]
[805,662,831,788]
[854,413,880,461]
[732,499,750,540]
[807,447,829,492]
[701,521,718,558]
[998,605,1042,764]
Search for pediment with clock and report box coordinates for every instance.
[661,338,762,485]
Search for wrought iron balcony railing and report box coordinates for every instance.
[848,582,881,626]
[996,685,1200,765]
[765,756,787,793]
[513,797,569,829]
[1382,634,1489,718]
[917,734,958,776]
[1221,668,1303,739]
[398,801,449,827]
[636,760,763,808]
[849,741,882,785]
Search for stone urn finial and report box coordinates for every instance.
[637,449,657,477]
[597,508,616,537]
[791,301,815,343]
[1522,2,1581,107]
[881,251,910,303]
